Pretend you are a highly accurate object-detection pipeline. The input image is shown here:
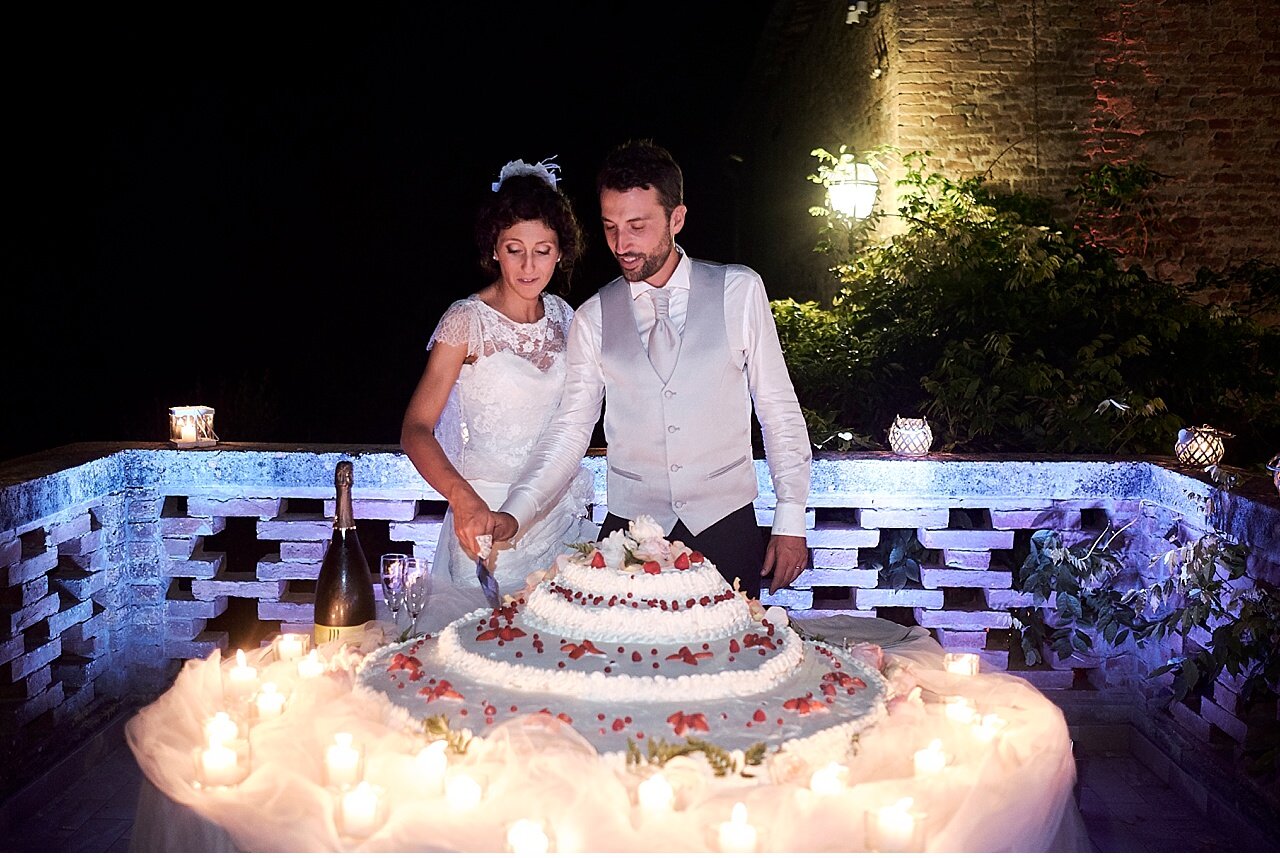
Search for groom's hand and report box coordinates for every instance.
[761,534,809,594]
[452,494,499,560]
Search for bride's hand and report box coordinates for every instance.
[452,494,499,560]
[492,513,518,543]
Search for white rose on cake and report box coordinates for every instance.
[628,515,666,541]
[598,529,636,569]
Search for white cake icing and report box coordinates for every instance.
[355,516,888,759]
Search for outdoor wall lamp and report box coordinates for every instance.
[826,160,879,220]
[170,405,218,448]
[847,1,884,25]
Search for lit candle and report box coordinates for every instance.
[914,739,947,777]
[340,781,382,839]
[942,652,980,676]
[325,733,362,788]
[636,772,675,815]
[180,422,197,443]
[275,633,308,661]
[415,740,448,794]
[254,682,286,719]
[204,711,239,745]
[200,741,240,788]
[717,802,757,852]
[867,798,923,852]
[809,761,849,796]
[944,696,977,724]
[297,649,326,679]
[972,713,1008,743]
[445,773,482,812]
[506,819,550,854]
[226,649,259,698]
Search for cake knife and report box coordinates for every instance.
[476,538,500,610]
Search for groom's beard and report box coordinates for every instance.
[616,228,675,282]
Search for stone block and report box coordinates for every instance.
[257,555,322,581]
[47,513,93,546]
[0,664,52,700]
[257,516,332,541]
[128,582,167,605]
[61,548,110,573]
[989,507,1082,530]
[258,594,316,623]
[1006,667,1075,691]
[9,575,50,609]
[857,508,950,529]
[1198,696,1247,744]
[187,497,284,518]
[164,536,198,559]
[166,617,208,639]
[63,608,108,644]
[3,637,61,682]
[159,516,226,538]
[0,539,20,567]
[280,541,326,562]
[793,566,878,588]
[914,608,1013,629]
[788,608,878,622]
[126,521,161,542]
[983,589,1046,609]
[0,636,24,667]
[59,528,103,556]
[351,499,417,521]
[856,588,945,609]
[1211,679,1241,714]
[811,548,862,570]
[0,681,63,730]
[126,494,164,521]
[166,594,229,620]
[166,631,228,661]
[933,629,990,649]
[807,522,881,549]
[390,516,445,542]
[34,596,95,639]
[1171,700,1214,743]
[63,633,110,659]
[759,588,814,610]
[52,653,109,687]
[168,551,226,581]
[917,528,1014,550]
[192,576,286,601]
[941,549,991,569]
[53,680,98,726]
[2,546,58,588]
[920,567,1012,589]
[4,591,60,637]
[412,542,439,562]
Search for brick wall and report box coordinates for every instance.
[735,0,1280,300]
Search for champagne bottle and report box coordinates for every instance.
[313,460,376,645]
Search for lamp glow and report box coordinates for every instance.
[169,405,217,448]
[943,652,980,676]
[1174,425,1229,467]
[717,802,758,852]
[808,761,849,796]
[637,772,676,815]
[827,160,878,220]
[506,819,550,854]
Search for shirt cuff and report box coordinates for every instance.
[498,491,540,539]
[769,502,809,538]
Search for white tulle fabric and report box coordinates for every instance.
[421,295,596,627]
[125,618,1091,852]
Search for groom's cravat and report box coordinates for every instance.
[646,287,680,383]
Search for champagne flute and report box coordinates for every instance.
[402,557,428,626]
[380,553,408,627]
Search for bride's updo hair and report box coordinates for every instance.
[476,173,585,294]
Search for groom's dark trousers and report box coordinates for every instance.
[598,503,765,598]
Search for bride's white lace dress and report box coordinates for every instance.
[417,293,595,631]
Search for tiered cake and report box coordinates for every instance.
[356,517,887,759]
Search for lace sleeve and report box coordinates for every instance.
[427,300,482,352]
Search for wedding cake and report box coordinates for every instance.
[355,517,887,760]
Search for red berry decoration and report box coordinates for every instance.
[590,551,606,568]
[690,551,704,563]
[643,560,662,575]
[674,552,690,570]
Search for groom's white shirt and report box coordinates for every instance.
[500,247,811,537]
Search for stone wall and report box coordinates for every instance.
[734,0,1280,300]
[2,443,1278,791]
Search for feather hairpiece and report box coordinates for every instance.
[491,156,561,192]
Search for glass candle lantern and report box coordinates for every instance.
[888,416,933,456]
[169,405,218,448]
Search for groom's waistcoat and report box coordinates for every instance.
[599,259,757,535]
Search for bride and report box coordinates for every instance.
[399,158,595,631]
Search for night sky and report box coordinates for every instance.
[7,2,779,462]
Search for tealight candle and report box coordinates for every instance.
[944,696,977,724]
[204,711,239,745]
[340,781,383,839]
[180,422,198,443]
[415,740,448,794]
[809,761,849,796]
[274,633,309,662]
[226,649,259,698]
[325,733,363,788]
[297,649,326,679]
[866,798,925,852]
[913,739,947,777]
[636,772,675,815]
[445,773,482,812]
[717,802,757,852]
[506,818,550,854]
[254,682,286,720]
[942,652,980,676]
[972,713,1008,743]
[199,741,240,788]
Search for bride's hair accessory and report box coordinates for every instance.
[491,156,561,192]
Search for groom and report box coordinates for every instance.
[464,140,811,596]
